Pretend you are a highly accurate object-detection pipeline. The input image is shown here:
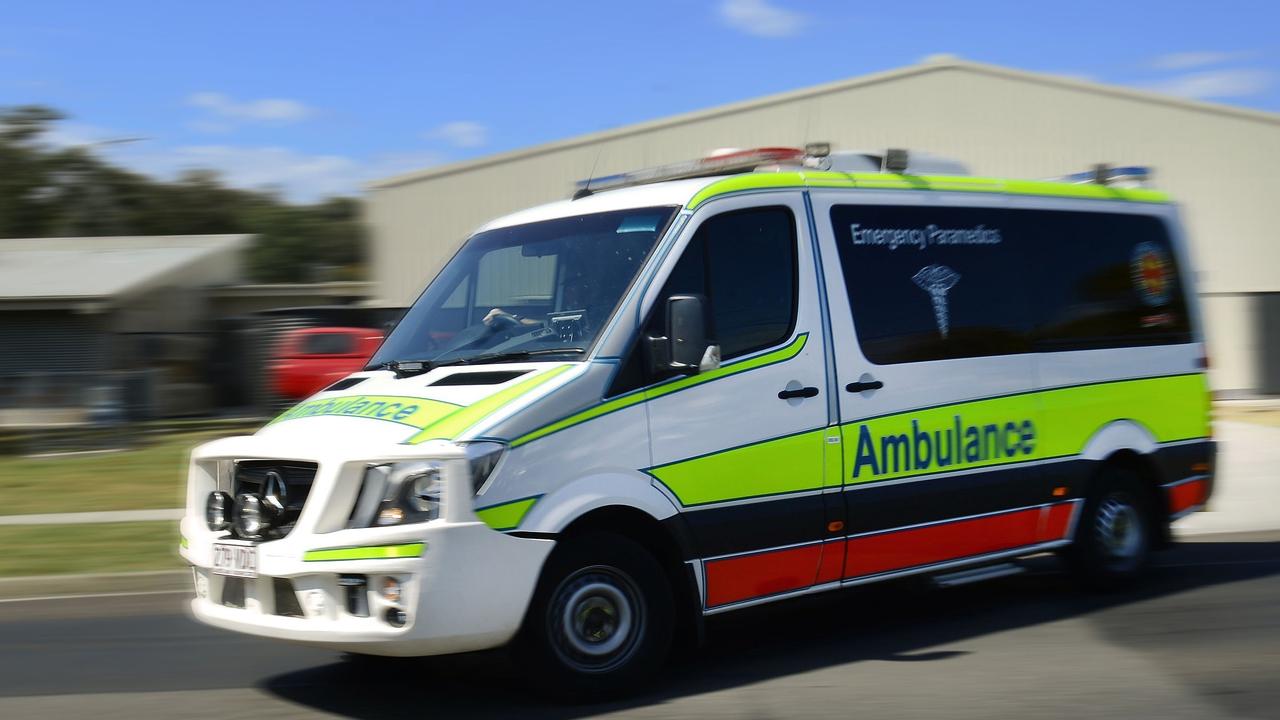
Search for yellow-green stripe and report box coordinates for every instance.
[645,373,1208,507]
[844,373,1209,485]
[686,172,1170,210]
[405,365,574,444]
[303,542,426,562]
[650,428,827,506]
[270,395,462,429]
[511,334,808,447]
[475,496,540,531]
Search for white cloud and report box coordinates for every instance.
[116,144,355,199]
[187,92,314,125]
[40,122,123,148]
[30,114,453,199]
[186,118,235,134]
[1149,51,1252,71]
[102,143,449,202]
[364,151,448,179]
[1147,69,1272,100]
[425,120,487,148]
[35,119,448,202]
[719,0,807,38]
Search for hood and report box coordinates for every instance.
[257,363,575,446]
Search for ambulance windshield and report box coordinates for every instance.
[369,206,676,371]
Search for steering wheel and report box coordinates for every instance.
[487,312,522,331]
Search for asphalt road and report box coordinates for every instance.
[1,531,1277,720]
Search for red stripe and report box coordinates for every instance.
[844,507,1048,579]
[816,540,846,584]
[703,502,1078,608]
[704,543,822,607]
[1167,478,1207,515]
[1038,502,1076,542]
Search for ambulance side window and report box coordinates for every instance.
[609,206,797,394]
[830,204,1032,365]
[1028,211,1192,350]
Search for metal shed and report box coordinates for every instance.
[367,57,1280,396]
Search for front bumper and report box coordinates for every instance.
[182,518,554,656]
[180,435,554,657]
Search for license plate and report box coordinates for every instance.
[212,543,258,578]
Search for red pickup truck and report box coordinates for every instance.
[269,327,384,401]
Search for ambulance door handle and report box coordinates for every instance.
[845,378,884,393]
[777,386,819,400]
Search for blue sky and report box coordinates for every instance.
[2,0,1275,201]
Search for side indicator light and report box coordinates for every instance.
[1191,463,1210,473]
[1052,487,1068,497]
[827,520,845,533]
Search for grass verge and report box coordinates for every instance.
[0,521,181,577]
[0,428,251,516]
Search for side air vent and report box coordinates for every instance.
[429,370,530,387]
[323,377,366,392]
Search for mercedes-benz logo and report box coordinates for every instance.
[262,470,288,513]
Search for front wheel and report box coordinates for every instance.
[1064,466,1155,589]
[514,532,673,699]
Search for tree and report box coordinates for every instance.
[0,105,367,282]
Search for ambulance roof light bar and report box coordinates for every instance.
[574,147,806,198]
[570,145,975,198]
[1051,164,1153,188]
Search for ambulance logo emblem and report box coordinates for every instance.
[1131,242,1172,307]
[913,264,961,338]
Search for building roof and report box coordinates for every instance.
[369,57,1280,192]
[0,234,250,304]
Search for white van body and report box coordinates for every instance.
[181,160,1213,684]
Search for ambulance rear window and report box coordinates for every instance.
[1027,212,1192,351]
[830,205,1193,365]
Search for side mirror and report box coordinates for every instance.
[648,294,720,375]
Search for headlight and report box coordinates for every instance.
[406,470,444,513]
[206,491,232,531]
[462,442,506,494]
[348,461,443,528]
[235,493,267,537]
[346,445,507,529]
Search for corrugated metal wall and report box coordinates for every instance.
[0,311,106,374]
[367,61,1280,394]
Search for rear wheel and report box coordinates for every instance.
[515,532,673,700]
[1065,465,1155,588]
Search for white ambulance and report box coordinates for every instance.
[180,146,1214,695]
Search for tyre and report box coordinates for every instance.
[1064,465,1156,589]
[514,532,674,700]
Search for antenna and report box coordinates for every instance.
[573,148,603,200]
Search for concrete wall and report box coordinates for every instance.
[367,60,1280,394]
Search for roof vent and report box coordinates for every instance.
[428,370,530,387]
[322,377,366,392]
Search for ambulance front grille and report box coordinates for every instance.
[231,461,318,539]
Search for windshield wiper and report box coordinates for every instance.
[434,348,586,367]
[376,348,585,377]
[373,359,438,377]
[373,348,586,376]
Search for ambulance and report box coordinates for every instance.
[180,146,1214,695]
